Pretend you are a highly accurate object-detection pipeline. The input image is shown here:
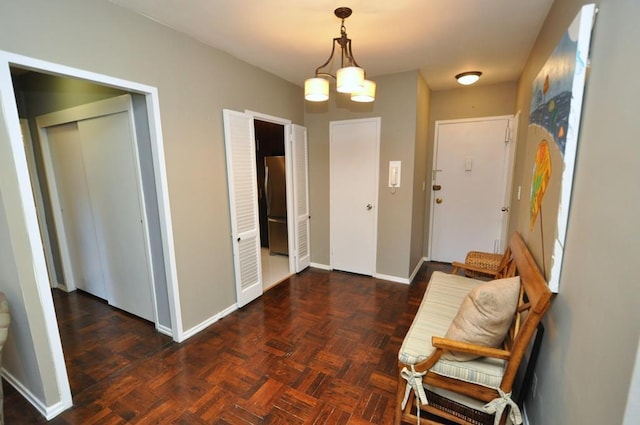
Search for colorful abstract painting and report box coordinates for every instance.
[527,4,595,292]
[530,140,551,231]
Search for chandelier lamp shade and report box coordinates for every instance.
[304,7,376,103]
[304,77,329,101]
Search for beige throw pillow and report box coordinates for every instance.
[442,276,520,361]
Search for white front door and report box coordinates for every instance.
[430,116,514,263]
[330,118,380,275]
[223,109,263,307]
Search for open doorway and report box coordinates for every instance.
[1,51,182,415]
[223,109,309,307]
[11,69,170,325]
[254,119,290,290]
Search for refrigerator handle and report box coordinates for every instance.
[264,166,271,216]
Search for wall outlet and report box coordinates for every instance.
[532,373,538,399]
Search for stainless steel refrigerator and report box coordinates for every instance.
[264,156,288,255]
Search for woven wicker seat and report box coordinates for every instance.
[463,251,504,280]
[451,246,514,281]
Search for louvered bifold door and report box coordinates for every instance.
[222,109,262,307]
[291,124,311,272]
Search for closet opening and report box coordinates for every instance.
[11,68,171,326]
[3,59,181,414]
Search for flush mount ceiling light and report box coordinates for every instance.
[455,71,482,85]
[304,7,376,103]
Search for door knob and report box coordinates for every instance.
[435,198,443,204]
[366,204,373,210]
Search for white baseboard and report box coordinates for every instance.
[310,263,412,285]
[310,262,331,270]
[1,368,72,420]
[408,258,425,283]
[180,303,238,341]
[374,272,410,284]
[54,283,69,292]
[156,323,173,337]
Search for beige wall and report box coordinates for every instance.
[423,82,518,256]
[305,70,427,279]
[410,75,431,273]
[0,0,302,410]
[512,0,640,423]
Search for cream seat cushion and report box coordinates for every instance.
[398,272,482,365]
[398,272,519,390]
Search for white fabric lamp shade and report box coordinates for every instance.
[336,66,364,93]
[304,77,329,101]
[351,79,376,102]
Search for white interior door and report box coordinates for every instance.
[77,112,154,321]
[39,95,156,322]
[430,116,513,263]
[46,122,107,298]
[290,124,310,272]
[330,118,380,275]
[223,109,262,307]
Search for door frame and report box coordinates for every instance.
[245,110,296,279]
[329,117,381,276]
[0,50,182,418]
[19,118,59,286]
[427,115,515,260]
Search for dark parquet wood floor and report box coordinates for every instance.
[4,262,452,424]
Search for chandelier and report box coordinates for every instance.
[304,7,376,103]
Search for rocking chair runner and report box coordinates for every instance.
[396,233,552,425]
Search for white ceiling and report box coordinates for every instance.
[109,0,554,90]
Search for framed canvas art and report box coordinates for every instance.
[527,3,596,292]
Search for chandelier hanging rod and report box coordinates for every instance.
[313,7,361,79]
[304,7,376,103]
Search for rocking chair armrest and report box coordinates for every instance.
[450,262,499,277]
[432,336,511,360]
